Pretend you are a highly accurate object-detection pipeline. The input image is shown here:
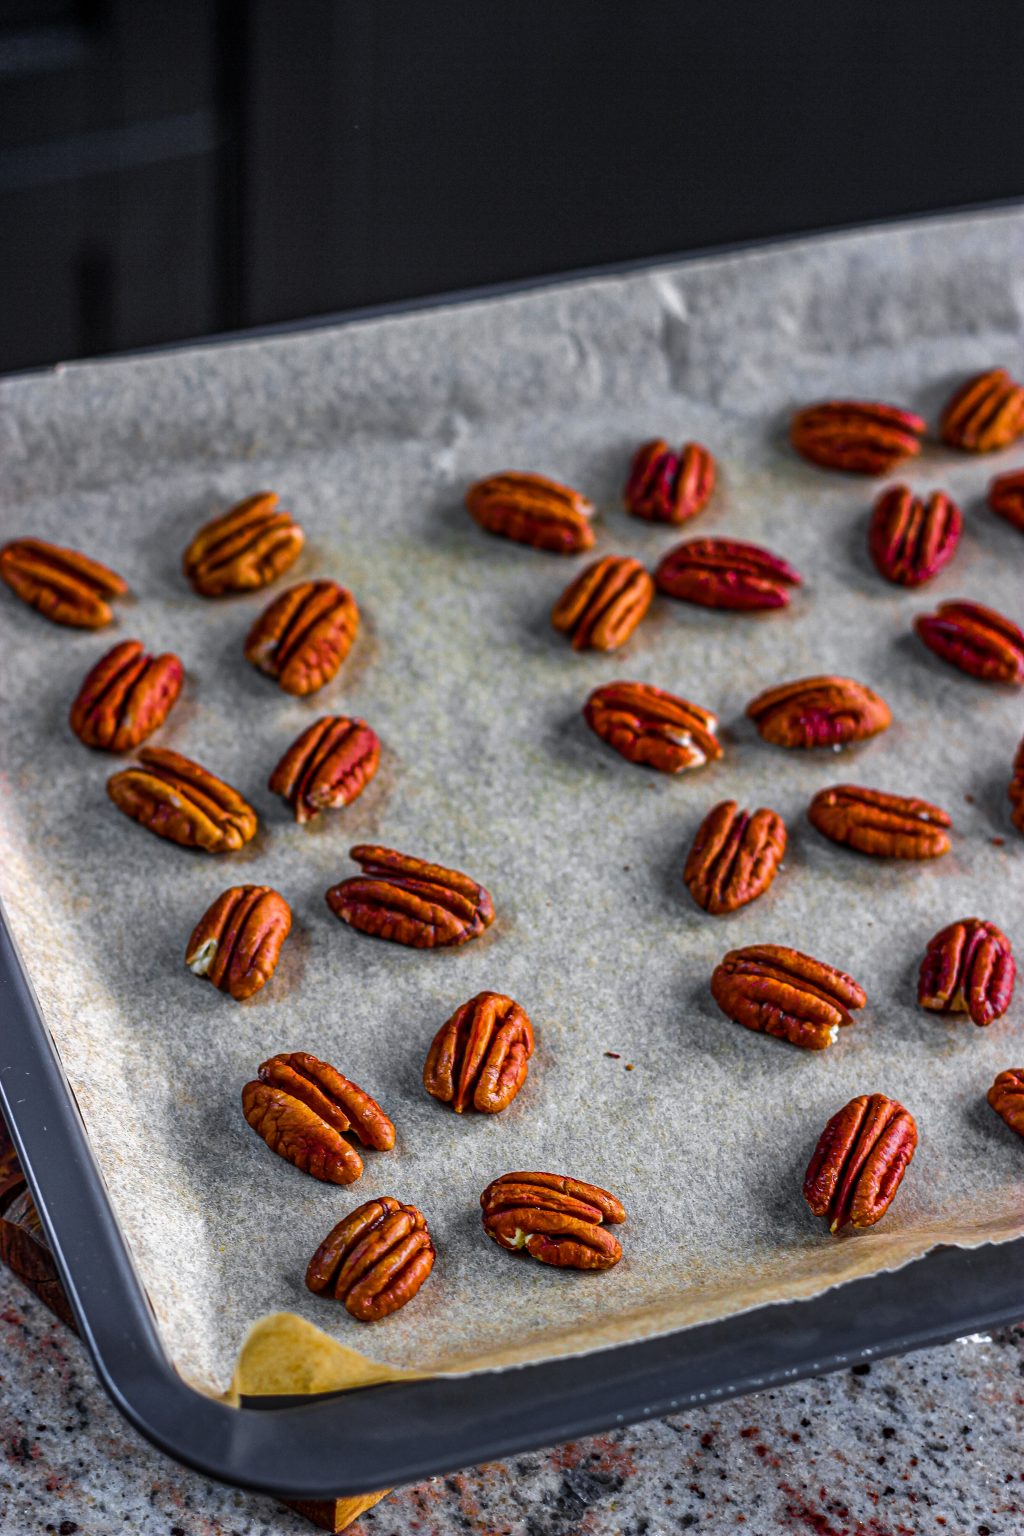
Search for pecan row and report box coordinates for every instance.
[914,600,1024,685]
[0,537,127,629]
[183,492,304,596]
[480,1172,626,1271]
[107,746,257,852]
[245,578,359,695]
[583,680,721,774]
[988,468,1024,533]
[988,1069,1024,1139]
[939,367,1024,452]
[868,485,962,587]
[789,401,925,474]
[306,1197,434,1320]
[465,472,595,554]
[1011,734,1024,836]
[803,1094,917,1233]
[655,537,801,611]
[807,784,952,859]
[918,918,1016,1028]
[551,555,654,652]
[326,844,495,948]
[69,639,183,752]
[710,944,866,1051]
[269,715,380,823]
[423,992,534,1114]
[186,885,291,1000]
[683,800,787,915]
[746,675,891,749]
[242,1051,395,1184]
[623,439,716,524]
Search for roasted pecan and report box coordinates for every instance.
[789,401,925,474]
[326,844,495,948]
[183,491,303,596]
[746,675,891,749]
[914,600,1024,685]
[989,468,1024,533]
[423,992,534,1114]
[269,716,380,823]
[918,918,1016,1028]
[480,1172,626,1271]
[988,1069,1024,1139]
[868,485,962,587]
[466,472,595,554]
[583,681,721,774]
[186,885,291,1000]
[69,640,183,752]
[242,1052,395,1184]
[0,537,127,629]
[551,555,654,652]
[245,579,359,695]
[683,801,787,915]
[807,784,951,859]
[803,1094,917,1233]
[710,944,866,1051]
[623,439,716,524]
[107,746,257,852]
[1010,735,1024,836]
[939,368,1024,452]
[306,1197,434,1320]
[655,536,801,611]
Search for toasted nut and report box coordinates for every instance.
[655,537,801,611]
[868,485,962,587]
[269,716,380,823]
[107,746,257,852]
[807,784,951,859]
[683,801,787,915]
[987,1069,1024,1138]
[183,492,303,596]
[69,640,183,752]
[790,401,925,474]
[1010,735,1024,836]
[583,681,721,774]
[804,1095,917,1233]
[245,579,358,695]
[939,368,1024,452]
[0,537,127,629]
[185,886,291,1000]
[326,844,495,948]
[746,675,891,749]
[424,992,534,1114]
[623,439,716,524]
[551,555,654,652]
[466,472,595,554]
[306,1197,434,1320]
[918,918,1016,1028]
[988,468,1024,533]
[710,944,866,1051]
[914,600,1024,685]
[242,1051,394,1185]
[480,1172,626,1271]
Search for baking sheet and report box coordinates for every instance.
[1,208,1022,1399]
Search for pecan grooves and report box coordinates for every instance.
[326,844,495,948]
[186,885,291,1000]
[551,555,654,652]
[1011,735,1024,836]
[914,600,1024,685]
[683,801,787,915]
[245,579,358,695]
[623,439,716,524]
[989,468,1024,533]
[269,715,380,823]
[710,944,866,1051]
[918,918,1016,1028]
[306,1197,434,1320]
[868,485,962,587]
[583,681,721,774]
[107,746,257,852]
[790,401,925,474]
[988,1069,1024,1139]
[807,784,952,859]
[746,675,891,749]
[424,992,534,1114]
[466,472,595,554]
[69,639,183,752]
[480,1172,626,1271]
[939,368,1024,452]
[0,537,127,629]
[655,537,801,611]
[183,492,303,596]
[242,1051,395,1184]
[803,1094,917,1233]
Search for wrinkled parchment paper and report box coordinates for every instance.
[1,208,1023,1399]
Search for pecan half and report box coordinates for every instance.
[186,885,291,1000]
[583,681,721,774]
[746,675,891,749]
[306,1197,434,1320]
[1010,735,1024,836]
[868,485,962,587]
[988,1069,1024,1139]
[242,1051,395,1184]
[326,844,495,948]
[939,368,1024,452]
[244,579,359,695]
[710,944,866,1051]
[466,472,595,554]
[269,715,380,823]
[551,555,654,652]
[918,918,1016,1028]
[69,640,183,752]
[914,600,1024,685]
[790,401,925,474]
[423,992,534,1114]
[807,784,951,859]
[803,1095,917,1233]
[0,537,127,629]
[183,491,303,596]
[683,801,787,915]
[655,537,801,611]
[989,468,1024,533]
[480,1172,626,1271]
[107,746,257,852]
[623,439,716,524]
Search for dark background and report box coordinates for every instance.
[3,0,1024,375]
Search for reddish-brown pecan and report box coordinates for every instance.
[1010,735,1024,836]
[243,1052,395,1185]
[683,801,787,915]
[423,992,534,1114]
[480,1172,626,1271]
[326,844,495,948]
[655,537,802,611]
[989,468,1024,533]
[306,1197,434,1320]
[269,716,380,823]
[466,472,595,554]
[583,681,721,774]
[939,368,1024,452]
[0,537,127,629]
[918,918,1016,1028]
[107,746,257,852]
[914,600,1024,685]
[710,944,866,1051]
[868,485,962,587]
[803,1095,917,1233]
[790,401,925,474]
[183,492,303,596]
[69,640,183,752]
[623,439,716,524]
[244,579,358,695]
[746,675,891,749]
[807,784,951,859]
[551,555,654,652]
[185,885,291,1000]
[988,1069,1024,1139]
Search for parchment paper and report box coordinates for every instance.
[1,208,1023,1399]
